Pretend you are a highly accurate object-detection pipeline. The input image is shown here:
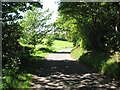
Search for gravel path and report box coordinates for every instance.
[45,49,74,61]
[31,49,120,90]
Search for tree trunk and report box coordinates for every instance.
[92,15,97,50]
[34,35,36,48]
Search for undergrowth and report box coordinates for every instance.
[71,47,120,79]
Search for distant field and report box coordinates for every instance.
[20,39,73,57]
[52,40,73,51]
[35,39,73,51]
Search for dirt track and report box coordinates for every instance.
[31,49,120,89]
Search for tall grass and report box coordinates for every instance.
[101,55,118,78]
[71,47,119,79]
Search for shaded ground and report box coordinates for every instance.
[31,49,120,90]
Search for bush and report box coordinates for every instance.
[2,73,32,89]
[45,36,54,47]
[101,55,119,78]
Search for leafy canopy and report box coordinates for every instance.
[19,7,52,47]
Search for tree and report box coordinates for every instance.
[2,2,42,88]
[57,2,119,52]
[56,15,81,45]
[19,7,52,48]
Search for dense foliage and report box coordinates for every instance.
[57,2,120,52]
[19,7,52,48]
[2,2,42,67]
[2,1,120,89]
[2,2,42,89]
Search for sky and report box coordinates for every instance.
[18,0,59,24]
[41,0,59,23]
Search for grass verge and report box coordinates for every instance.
[2,73,32,89]
[71,47,120,79]
[71,47,84,60]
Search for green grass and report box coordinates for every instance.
[21,39,73,88]
[52,40,73,51]
[79,51,109,71]
[2,73,32,89]
[71,47,84,60]
[71,47,120,79]
[22,39,73,66]
[2,39,73,89]
[38,39,73,51]
[20,39,73,52]
[101,55,118,78]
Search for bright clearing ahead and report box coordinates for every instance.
[41,0,59,23]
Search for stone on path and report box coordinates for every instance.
[31,49,120,89]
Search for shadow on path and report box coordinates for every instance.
[31,50,120,90]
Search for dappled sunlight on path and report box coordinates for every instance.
[31,72,119,89]
[31,49,120,89]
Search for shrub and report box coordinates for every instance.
[45,37,54,47]
[101,56,118,78]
